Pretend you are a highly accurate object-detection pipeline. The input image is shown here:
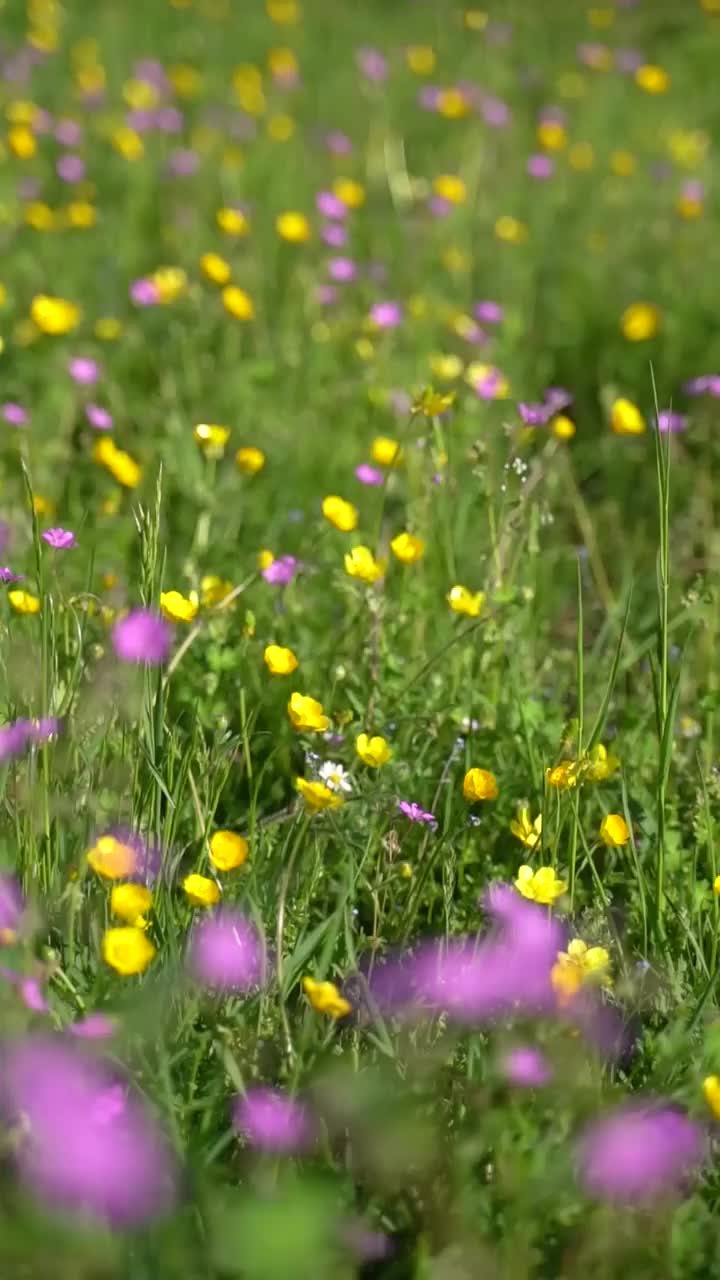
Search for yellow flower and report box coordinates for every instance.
[371,436,403,467]
[296,777,343,812]
[94,316,123,340]
[437,88,470,118]
[514,865,567,904]
[8,125,37,158]
[611,398,645,436]
[209,830,249,872]
[201,576,234,606]
[194,422,230,454]
[31,294,81,335]
[25,202,56,232]
[264,644,298,675]
[344,545,386,583]
[102,927,156,975]
[160,590,198,624]
[267,113,295,141]
[268,46,299,77]
[87,835,137,880]
[676,193,703,220]
[713,875,720,897]
[356,733,392,767]
[152,267,187,304]
[223,286,255,321]
[635,64,670,94]
[33,495,54,517]
[169,63,203,97]
[551,938,611,1005]
[587,6,614,27]
[322,495,358,533]
[568,143,595,172]
[464,8,488,28]
[551,415,576,440]
[111,126,144,160]
[235,445,265,474]
[8,589,40,615]
[302,975,351,1017]
[447,585,484,618]
[288,692,329,732]
[610,149,637,177]
[183,873,220,907]
[332,177,365,208]
[510,806,542,850]
[432,174,467,204]
[599,813,630,846]
[463,767,498,802]
[258,549,274,571]
[390,532,425,564]
[413,388,455,416]
[545,759,578,789]
[267,0,301,23]
[276,211,311,243]
[92,438,142,488]
[110,883,153,925]
[200,252,231,285]
[621,302,660,341]
[217,207,249,236]
[703,1076,720,1120]
[406,45,435,74]
[584,743,620,782]
[495,216,528,244]
[429,354,463,382]
[537,120,567,151]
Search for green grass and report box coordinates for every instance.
[2,0,720,1276]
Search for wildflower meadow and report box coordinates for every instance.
[4,0,720,1275]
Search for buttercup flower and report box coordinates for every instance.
[233,1087,312,1153]
[356,733,392,766]
[183,873,221,907]
[344,545,386,583]
[87,834,137,880]
[200,253,231,285]
[112,610,171,664]
[110,883,153,925]
[31,294,81,335]
[235,446,265,474]
[545,759,578,788]
[552,938,612,1004]
[210,831,249,872]
[288,692,329,732]
[160,590,198,623]
[584,743,620,782]
[194,423,231,454]
[514,865,566,904]
[510,806,542,849]
[463,768,498,802]
[611,397,645,436]
[322,495,358,532]
[390,532,425,564]
[296,777,343,812]
[102,926,156,975]
[201,576,234,607]
[222,286,255,321]
[276,211,311,242]
[8,589,40,614]
[93,438,142,487]
[703,1076,720,1120]
[447,585,484,617]
[303,976,351,1018]
[621,302,660,341]
[264,644,298,675]
[371,436,403,467]
[599,814,630,846]
[217,207,249,236]
[635,64,670,93]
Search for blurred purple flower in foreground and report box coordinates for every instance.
[0,874,23,940]
[233,1087,312,1153]
[501,1046,552,1088]
[112,608,172,664]
[189,909,265,992]
[68,1013,117,1040]
[0,1036,178,1224]
[42,527,77,550]
[577,1103,704,1203]
[657,410,688,433]
[68,357,100,386]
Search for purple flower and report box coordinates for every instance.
[682,179,705,202]
[398,800,436,825]
[321,223,348,247]
[56,154,85,184]
[188,909,265,992]
[356,47,389,82]
[428,195,451,218]
[112,609,172,665]
[518,401,552,426]
[2,402,28,426]
[527,154,554,179]
[0,1035,178,1224]
[328,256,356,282]
[614,48,644,73]
[0,567,24,583]
[19,978,48,1012]
[501,1046,552,1087]
[168,148,199,177]
[0,875,23,938]
[233,1087,312,1153]
[545,386,573,411]
[684,375,720,397]
[130,278,160,307]
[355,463,384,487]
[474,301,503,325]
[28,717,61,743]
[85,403,113,430]
[370,301,403,330]
[262,555,299,586]
[68,1013,117,1040]
[341,1220,392,1262]
[42,527,77,550]
[657,410,688,433]
[481,96,511,128]
[0,721,32,761]
[315,284,339,306]
[68,357,99,386]
[577,1104,704,1203]
[316,190,347,219]
[324,130,352,154]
